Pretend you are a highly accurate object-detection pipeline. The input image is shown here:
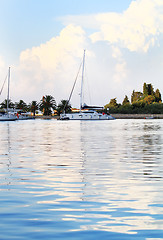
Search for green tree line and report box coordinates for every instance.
[105,83,163,114]
[0,95,71,116]
[1,82,162,115]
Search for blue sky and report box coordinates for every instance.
[0,0,163,107]
[0,0,132,61]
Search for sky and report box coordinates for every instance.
[0,0,163,107]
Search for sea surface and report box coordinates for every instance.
[0,119,163,240]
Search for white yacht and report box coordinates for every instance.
[0,67,17,121]
[60,50,115,121]
[0,112,17,121]
[17,112,34,120]
[60,110,115,120]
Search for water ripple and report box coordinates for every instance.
[0,119,163,239]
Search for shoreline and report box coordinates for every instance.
[111,114,163,119]
[34,115,59,120]
[34,114,163,120]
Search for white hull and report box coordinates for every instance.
[60,111,115,120]
[0,113,17,121]
[17,114,34,120]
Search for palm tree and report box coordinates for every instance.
[39,95,56,115]
[29,101,38,116]
[57,99,72,115]
[0,99,15,109]
[15,99,27,111]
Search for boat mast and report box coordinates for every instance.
[63,61,82,114]
[80,50,86,112]
[7,67,10,113]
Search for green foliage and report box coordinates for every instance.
[39,95,56,115]
[147,83,154,96]
[149,103,163,114]
[122,95,130,105]
[106,82,163,114]
[105,98,118,109]
[57,99,72,115]
[0,99,15,109]
[131,100,146,113]
[143,95,155,104]
[117,104,132,114]
[131,90,143,103]
[143,83,148,96]
[155,89,161,102]
[29,101,38,116]
[15,99,27,111]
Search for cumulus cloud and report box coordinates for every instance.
[13,25,87,104]
[20,25,86,74]
[110,46,127,84]
[1,0,163,106]
[90,0,163,52]
[57,0,163,103]
[61,0,163,53]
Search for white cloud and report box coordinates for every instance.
[1,0,163,106]
[61,0,163,53]
[90,0,163,52]
[113,62,127,84]
[111,46,122,59]
[111,46,127,84]
[57,0,163,104]
[12,25,87,104]
[20,25,86,73]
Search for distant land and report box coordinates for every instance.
[1,82,163,116]
[105,83,163,114]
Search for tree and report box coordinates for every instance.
[29,101,38,116]
[107,98,118,108]
[39,95,56,115]
[143,95,155,105]
[122,95,130,105]
[104,98,119,113]
[155,89,162,103]
[118,104,132,114]
[15,99,27,111]
[57,100,72,115]
[147,84,154,96]
[0,99,15,109]
[131,90,143,103]
[143,83,148,96]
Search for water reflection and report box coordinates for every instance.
[0,119,163,239]
[0,123,13,188]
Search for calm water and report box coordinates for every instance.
[0,119,163,240]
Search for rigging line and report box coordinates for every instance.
[68,61,82,103]
[63,61,83,112]
[0,74,8,95]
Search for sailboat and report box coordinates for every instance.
[0,67,17,121]
[60,50,115,120]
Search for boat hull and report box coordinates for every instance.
[0,114,17,121]
[60,112,115,120]
[17,115,34,120]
